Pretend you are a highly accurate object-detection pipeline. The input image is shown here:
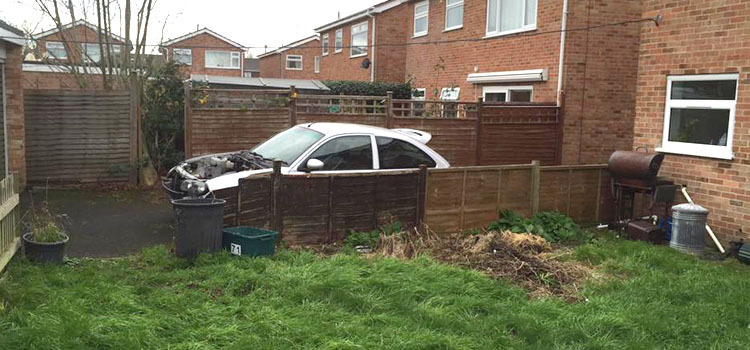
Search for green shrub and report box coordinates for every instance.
[488,210,589,243]
[323,80,412,99]
[345,221,404,248]
[143,61,186,174]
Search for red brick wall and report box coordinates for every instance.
[317,18,374,82]
[4,43,26,185]
[258,39,322,79]
[375,5,408,82]
[38,24,124,65]
[633,0,750,243]
[164,33,244,77]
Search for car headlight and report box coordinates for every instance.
[180,180,208,197]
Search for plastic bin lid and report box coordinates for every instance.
[671,203,709,214]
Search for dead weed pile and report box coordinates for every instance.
[375,228,591,299]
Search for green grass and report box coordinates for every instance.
[1,239,750,349]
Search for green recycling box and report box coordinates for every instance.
[222,227,279,257]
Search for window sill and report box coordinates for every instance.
[350,53,368,59]
[484,26,536,39]
[655,146,734,160]
[412,33,428,39]
[285,68,303,71]
[334,50,343,54]
[443,25,463,33]
[205,66,241,70]
[322,53,329,57]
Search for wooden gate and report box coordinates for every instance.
[0,173,21,272]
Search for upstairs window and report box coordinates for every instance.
[205,50,240,69]
[486,0,537,37]
[658,74,738,160]
[314,56,321,73]
[286,55,303,70]
[322,34,329,55]
[414,1,429,37]
[445,0,464,30]
[173,48,192,65]
[83,43,101,63]
[45,41,67,59]
[350,21,368,58]
[334,29,343,53]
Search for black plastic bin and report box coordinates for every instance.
[171,198,226,259]
[223,226,279,257]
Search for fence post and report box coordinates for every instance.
[417,165,428,228]
[129,72,140,184]
[289,85,298,126]
[271,160,283,233]
[184,82,192,159]
[386,91,394,128]
[475,97,483,166]
[531,160,541,214]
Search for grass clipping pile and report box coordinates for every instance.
[375,229,590,299]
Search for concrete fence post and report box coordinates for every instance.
[386,91,394,128]
[531,160,541,214]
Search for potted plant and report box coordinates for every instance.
[22,203,69,264]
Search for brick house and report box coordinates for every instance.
[632,0,750,244]
[32,19,127,65]
[313,0,409,82]
[0,20,27,184]
[160,28,247,77]
[258,36,321,79]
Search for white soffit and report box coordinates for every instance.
[467,69,547,84]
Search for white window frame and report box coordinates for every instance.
[286,55,303,71]
[440,87,460,101]
[485,0,538,38]
[482,85,533,102]
[173,48,192,65]
[413,1,429,38]
[82,43,101,63]
[204,50,240,69]
[656,74,738,160]
[334,29,343,53]
[350,21,369,58]
[322,34,329,56]
[45,41,67,59]
[412,88,426,100]
[314,56,321,74]
[445,0,464,32]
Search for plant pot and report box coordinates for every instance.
[23,232,69,264]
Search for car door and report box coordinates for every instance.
[373,136,437,171]
[293,134,376,174]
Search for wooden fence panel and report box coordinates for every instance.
[0,174,20,272]
[480,106,559,165]
[213,187,239,228]
[237,176,272,229]
[24,90,134,184]
[393,117,478,166]
[280,176,331,245]
[188,109,290,157]
[296,114,387,127]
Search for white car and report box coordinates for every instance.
[163,123,450,198]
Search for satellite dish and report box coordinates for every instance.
[361,58,371,69]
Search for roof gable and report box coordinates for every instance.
[161,28,246,49]
[32,19,127,43]
[257,35,319,59]
[314,0,406,32]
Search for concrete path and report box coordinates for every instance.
[21,188,174,258]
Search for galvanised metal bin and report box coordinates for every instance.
[670,203,708,255]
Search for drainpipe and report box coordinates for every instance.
[556,0,569,106]
[366,8,376,82]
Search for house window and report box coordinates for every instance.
[412,88,426,100]
[350,21,368,58]
[334,29,343,53]
[322,34,329,56]
[445,0,464,31]
[286,55,303,70]
[45,41,67,59]
[482,86,533,102]
[657,74,738,160]
[314,56,320,73]
[205,51,240,69]
[173,48,192,65]
[414,1,429,37]
[486,0,537,37]
[83,43,101,63]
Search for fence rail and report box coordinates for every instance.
[0,174,21,272]
[212,161,611,245]
[185,87,564,167]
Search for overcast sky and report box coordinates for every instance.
[4,0,383,56]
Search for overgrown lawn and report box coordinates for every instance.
[1,239,749,349]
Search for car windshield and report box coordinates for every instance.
[251,126,324,165]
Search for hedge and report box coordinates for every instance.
[322,80,412,99]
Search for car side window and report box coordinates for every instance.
[376,137,436,169]
[308,136,373,171]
